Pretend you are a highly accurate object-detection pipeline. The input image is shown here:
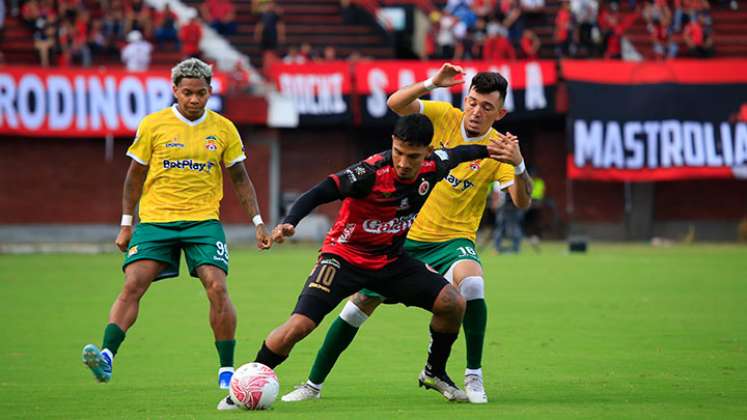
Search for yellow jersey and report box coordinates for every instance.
[126,105,246,223]
[407,100,515,243]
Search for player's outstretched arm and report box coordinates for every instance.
[437,144,490,175]
[116,160,148,252]
[274,177,342,245]
[489,132,533,209]
[227,162,272,250]
[386,62,465,116]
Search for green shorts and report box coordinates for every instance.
[360,238,482,300]
[123,220,229,280]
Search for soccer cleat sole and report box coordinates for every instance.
[82,345,110,383]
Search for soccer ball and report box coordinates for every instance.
[229,362,280,410]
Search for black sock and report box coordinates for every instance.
[254,341,288,369]
[426,326,458,377]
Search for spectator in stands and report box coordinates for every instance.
[604,8,639,58]
[121,29,152,71]
[255,2,285,63]
[102,0,126,45]
[124,0,152,39]
[179,12,203,59]
[483,18,516,60]
[154,3,179,50]
[469,17,489,58]
[520,29,541,59]
[554,0,575,56]
[436,9,458,58]
[32,14,55,67]
[571,0,599,56]
[21,0,41,30]
[671,0,685,31]
[597,1,616,56]
[322,46,337,61]
[650,17,677,59]
[202,0,237,36]
[58,11,92,66]
[472,0,498,19]
[299,42,313,61]
[447,0,478,29]
[283,45,305,63]
[683,13,713,57]
[500,0,524,43]
[89,18,116,55]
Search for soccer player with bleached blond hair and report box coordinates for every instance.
[81,58,272,389]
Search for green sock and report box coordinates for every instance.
[463,299,487,370]
[102,323,126,356]
[215,340,236,368]
[308,317,359,384]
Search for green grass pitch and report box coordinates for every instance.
[1,243,746,419]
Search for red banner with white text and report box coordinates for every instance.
[356,60,557,125]
[0,67,226,137]
[268,61,354,126]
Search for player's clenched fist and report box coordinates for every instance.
[115,226,132,252]
[255,224,272,250]
[271,223,295,244]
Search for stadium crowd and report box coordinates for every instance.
[2,0,739,69]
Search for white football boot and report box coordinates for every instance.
[281,383,321,402]
[464,374,488,404]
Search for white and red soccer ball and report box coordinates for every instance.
[229,363,280,410]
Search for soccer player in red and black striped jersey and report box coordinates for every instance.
[217,114,504,409]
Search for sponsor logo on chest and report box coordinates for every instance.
[163,159,215,172]
[362,214,417,234]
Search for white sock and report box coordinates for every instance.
[465,368,482,377]
[306,380,323,391]
[219,367,234,374]
[101,348,114,364]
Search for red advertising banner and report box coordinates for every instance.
[0,67,226,137]
[564,59,747,181]
[267,61,354,125]
[355,60,557,124]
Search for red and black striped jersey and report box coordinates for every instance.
[322,146,486,269]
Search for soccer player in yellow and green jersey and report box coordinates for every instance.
[81,58,272,390]
[281,64,533,404]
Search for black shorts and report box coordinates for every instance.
[293,253,449,324]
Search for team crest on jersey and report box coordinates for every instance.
[205,135,218,151]
[418,179,430,196]
[469,160,481,171]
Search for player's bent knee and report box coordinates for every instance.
[351,292,382,315]
[340,300,369,327]
[459,276,485,301]
[434,285,465,317]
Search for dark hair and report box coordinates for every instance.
[392,114,434,147]
[469,72,508,104]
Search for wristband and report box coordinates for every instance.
[121,214,133,226]
[252,215,264,226]
[514,160,526,175]
[423,77,437,91]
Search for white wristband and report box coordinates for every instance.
[252,215,264,226]
[423,77,437,91]
[514,160,526,175]
[121,214,133,226]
